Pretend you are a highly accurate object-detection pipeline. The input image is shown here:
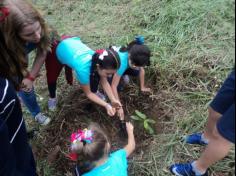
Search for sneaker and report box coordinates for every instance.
[185,133,208,146]
[35,113,51,126]
[95,91,106,101]
[170,163,208,176]
[48,98,57,111]
[119,120,128,139]
[123,75,130,85]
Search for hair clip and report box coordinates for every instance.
[0,6,10,22]
[98,50,108,61]
[71,129,93,145]
[69,129,93,161]
[135,36,145,45]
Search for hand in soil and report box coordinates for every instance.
[141,87,152,93]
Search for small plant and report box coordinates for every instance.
[131,110,156,135]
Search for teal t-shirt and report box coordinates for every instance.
[56,37,95,85]
[117,50,129,77]
[83,149,128,176]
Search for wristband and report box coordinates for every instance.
[26,73,35,82]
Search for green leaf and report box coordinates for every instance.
[146,119,156,124]
[144,120,155,135]
[130,115,141,121]
[135,110,147,120]
[147,126,154,135]
[144,120,150,130]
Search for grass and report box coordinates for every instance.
[28,0,235,175]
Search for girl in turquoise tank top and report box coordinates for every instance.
[56,37,122,117]
[70,122,136,176]
[111,36,152,122]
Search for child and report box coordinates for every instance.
[47,36,122,117]
[0,7,37,175]
[70,122,136,176]
[111,36,152,119]
[2,0,51,125]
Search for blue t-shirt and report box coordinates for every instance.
[116,50,129,77]
[56,37,95,85]
[83,149,128,176]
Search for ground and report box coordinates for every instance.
[24,0,235,175]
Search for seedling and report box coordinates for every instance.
[131,110,156,135]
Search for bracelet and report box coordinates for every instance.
[26,73,35,82]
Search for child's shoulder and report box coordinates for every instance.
[109,149,128,165]
[111,149,127,157]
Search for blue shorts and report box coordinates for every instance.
[124,68,140,77]
[210,70,235,143]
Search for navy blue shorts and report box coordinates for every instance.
[210,70,235,143]
[124,68,140,77]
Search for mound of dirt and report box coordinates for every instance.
[34,84,172,175]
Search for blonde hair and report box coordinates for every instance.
[0,0,50,72]
[73,123,110,163]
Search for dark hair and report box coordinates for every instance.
[90,48,120,92]
[120,39,151,67]
[0,30,25,89]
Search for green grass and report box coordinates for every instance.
[30,0,235,175]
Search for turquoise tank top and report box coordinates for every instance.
[83,149,128,176]
[115,48,129,76]
[56,37,95,85]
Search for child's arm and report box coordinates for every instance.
[81,85,116,116]
[111,74,125,120]
[100,76,122,109]
[21,50,47,92]
[30,49,48,78]
[124,122,136,157]
[139,67,151,92]
[111,73,122,101]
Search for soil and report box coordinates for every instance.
[34,84,172,175]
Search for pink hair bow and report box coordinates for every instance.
[69,129,93,161]
[96,49,108,60]
[0,6,9,22]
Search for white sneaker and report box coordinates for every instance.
[123,75,130,85]
[48,98,57,111]
[35,113,51,126]
[96,91,106,101]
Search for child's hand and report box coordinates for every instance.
[141,87,152,93]
[105,104,116,116]
[126,122,134,136]
[111,100,122,110]
[21,78,34,92]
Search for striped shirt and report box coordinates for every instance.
[0,77,36,175]
[0,78,23,143]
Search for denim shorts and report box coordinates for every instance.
[210,70,235,143]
